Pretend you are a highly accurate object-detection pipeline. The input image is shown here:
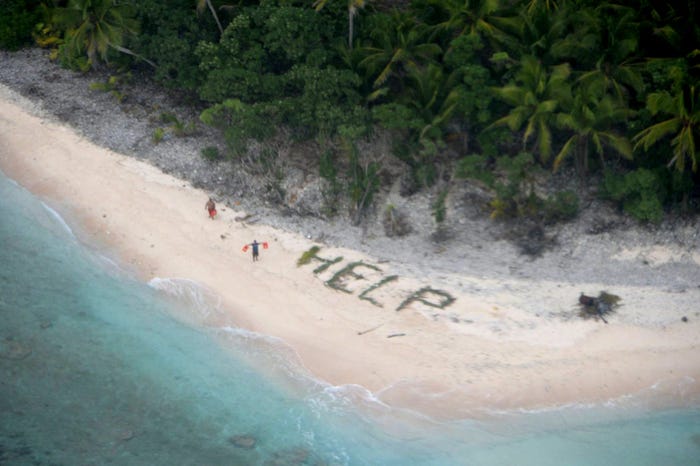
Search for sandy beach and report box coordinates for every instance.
[2,84,700,420]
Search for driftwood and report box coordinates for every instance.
[357,323,383,335]
[234,214,253,222]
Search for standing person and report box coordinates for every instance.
[250,240,260,261]
[205,197,217,219]
[242,240,267,261]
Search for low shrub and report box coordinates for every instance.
[201,146,221,161]
[152,127,165,144]
[383,204,412,237]
[432,189,448,224]
[543,190,579,224]
[89,75,127,102]
[601,168,666,223]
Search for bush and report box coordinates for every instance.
[200,99,278,155]
[543,190,579,223]
[383,204,412,237]
[457,152,579,224]
[130,0,216,89]
[0,0,40,51]
[489,152,540,219]
[57,42,90,72]
[432,189,448,223]
[454,153,494,186]
[283,65,366,138]
[601,168,666,223]
[89,75,128,102]
[201,146,221,161]
[152,127,165,144]
[319,148,341,215]
[345,140,380,224]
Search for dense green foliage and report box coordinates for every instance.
[602,167,666,223]
[8,0,700,224]
[0,0,42,50]
[129,0,218,88]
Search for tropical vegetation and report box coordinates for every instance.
[2,0,699,225]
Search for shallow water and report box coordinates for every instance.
[1,170,699,466]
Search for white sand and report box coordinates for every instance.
[2,91,699,420]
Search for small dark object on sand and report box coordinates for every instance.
[682,316,688,322]
[578,292,620,324]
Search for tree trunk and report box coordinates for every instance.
[206,0,224,36]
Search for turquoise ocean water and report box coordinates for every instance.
[1,168,699,466]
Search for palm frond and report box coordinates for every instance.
[536,99,558,114]
[523,118,535,146]
[553,135,576,171]
[646,91,674,115]
[492,85,523,106]
[538,119,552,161]
[633,118,680,151]
[670,127,697,172]
[600,132,633,160]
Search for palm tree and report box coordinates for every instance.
[428,0,516,48]
[359,11,442,90]
[313,0,368,48]
[575,3,644,104]
[53,0,154,68]
[554,80,633,173]
[633,85,700,173]
[507,1,571,66]
[489,55,572,163]
[401,63,462,148]
[524,0,559,15]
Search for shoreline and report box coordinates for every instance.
[2,86,700,420]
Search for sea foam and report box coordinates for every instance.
[41,201,75,237]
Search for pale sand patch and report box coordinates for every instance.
[2,91,699,420]
[613,244,700,267]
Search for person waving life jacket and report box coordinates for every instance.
[242,240,268,261]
